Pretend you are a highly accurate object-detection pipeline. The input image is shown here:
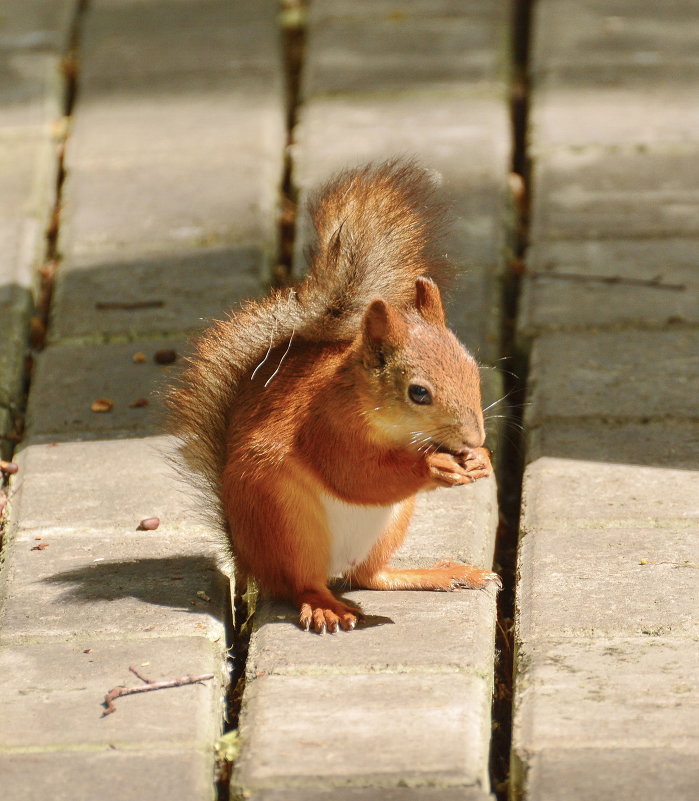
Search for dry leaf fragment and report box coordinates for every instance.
[196,590,212,603]
[128,398,149,408]
[132,352,148,363]
[154,349,177,365]
[91,398,114,413]
[31,542,49,551]
[83,649,93,654]
[137,517,160,531]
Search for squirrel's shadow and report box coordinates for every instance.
[42,555,229,622]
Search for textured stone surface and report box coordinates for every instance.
[302,14,506,97]
[249,588,496,677]
[50,247,263,343]
[531,0,699,71]
[517,524,698,640]
[530,66,699,149]
[233,673,491,793]
[529,146,699,242]
[0,750,216,801]
[10,436,205,534]
[0,51,63,132]
[0,0,75,54]
[0,528,228,644]
[249,789,492,801]
[0,637,226,748]
[513,637,699,749]
[525,330,699,424]
[25,339,187,441]
[518,239,699,340]
[60,0,285,266]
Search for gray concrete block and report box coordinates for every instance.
[0,637,226,749]
[0,133,58,219]
[530,146,699,241]
[58,0,285,266]
[525,330,699,424]
[521,432,699,531]
[233,673,491,793]
[248,588,496,677]
[309,0,507,22]
[0,528,228,643]
[50,247,264,343]
[514,746,699,801]
[512,637,699,755]
[398,477,499,569]
[79,0,280,89]
[249,788,492,801]
[0,286,30,410]
[516,524,699,640]
[25,339,189,441]
[10,436,208,535]
[0,749,216,801]
[530,66,699,150]
[0,51,63,133]
[0,0,75,54]
[518,239,699,341]
[532,0,699,72]
[302,14,506,98]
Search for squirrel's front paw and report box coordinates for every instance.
[455,446,493,482]
[426,452,472,488]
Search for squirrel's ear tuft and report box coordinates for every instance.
[415,276,445,326]
[362,299,406,356]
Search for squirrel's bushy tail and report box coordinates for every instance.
[164,160,450,523]
[298,160,451,340]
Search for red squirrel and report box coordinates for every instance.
[165,161,500,634]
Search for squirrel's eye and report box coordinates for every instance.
[408,384,432,405]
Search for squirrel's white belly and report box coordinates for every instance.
[320,493,398,576]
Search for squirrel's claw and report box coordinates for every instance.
[298,597,361,634]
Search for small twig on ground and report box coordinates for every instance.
[101,671,215,717]
[640,559,699,569]
[128,664,154,684]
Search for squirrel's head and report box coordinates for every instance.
[355,277,485,457]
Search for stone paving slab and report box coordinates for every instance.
[525,329,699,425]
[0,750,216,801]
[60,0,285,267]
[249,787,492,801]
[50,247,263,343]
[0,0,75,54]
[0,527,228,644]
[513,637,699,750]
[10,436,206,534]
[0,636,225,749]
[0,51,64,133]
[25,339,187,441]
[515,747,699,801]
[302,14,505,97]
[233,672,491,794]
[309,0,506,22]
[518,239,699,341]
[249,588,496,678]
[531,0,699,72]
[517,524,698,640]
[530,66,699,150]
[529,145,699,242]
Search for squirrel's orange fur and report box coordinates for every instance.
[165,161,500,633]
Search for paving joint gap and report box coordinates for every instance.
[489,2,532,799]
[216,6,308,798]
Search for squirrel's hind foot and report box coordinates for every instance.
[297,588,363,634]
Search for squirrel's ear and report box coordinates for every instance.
[362,299,406,355]
[415,277,445,326]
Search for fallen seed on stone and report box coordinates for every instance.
[128,398,149,408]
[0,460,19,475]
[31,542,49,551]
[91,398,114,413]
[132,351,148,364]
[137,517,160,531]
[154,348,177,365]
